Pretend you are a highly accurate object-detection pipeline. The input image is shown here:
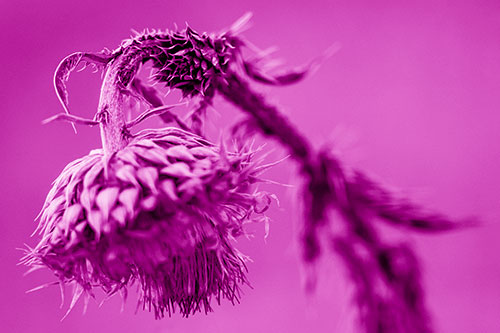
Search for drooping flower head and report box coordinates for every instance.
[23,126,274,318]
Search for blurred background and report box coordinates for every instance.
[1,0,499,332]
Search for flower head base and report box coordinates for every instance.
[23,127,272,318]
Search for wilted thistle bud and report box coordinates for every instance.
[23,126,273,318]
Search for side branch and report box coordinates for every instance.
[217,72,313,164]
[42,113,99,126]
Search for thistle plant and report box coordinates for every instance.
[22,13,473,332]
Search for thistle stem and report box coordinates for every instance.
[97,55,134,156]
[217,72,313,166]
[217,72,329,261]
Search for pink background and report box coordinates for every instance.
[1,0,499,332]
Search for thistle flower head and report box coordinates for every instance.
[23,127,273,318]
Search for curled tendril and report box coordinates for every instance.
[53,51,113,132]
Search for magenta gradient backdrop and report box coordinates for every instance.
[1,1,500,332]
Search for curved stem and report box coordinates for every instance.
[217,72,329,262]
[217,72,313,165]
[97,53,139,156]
